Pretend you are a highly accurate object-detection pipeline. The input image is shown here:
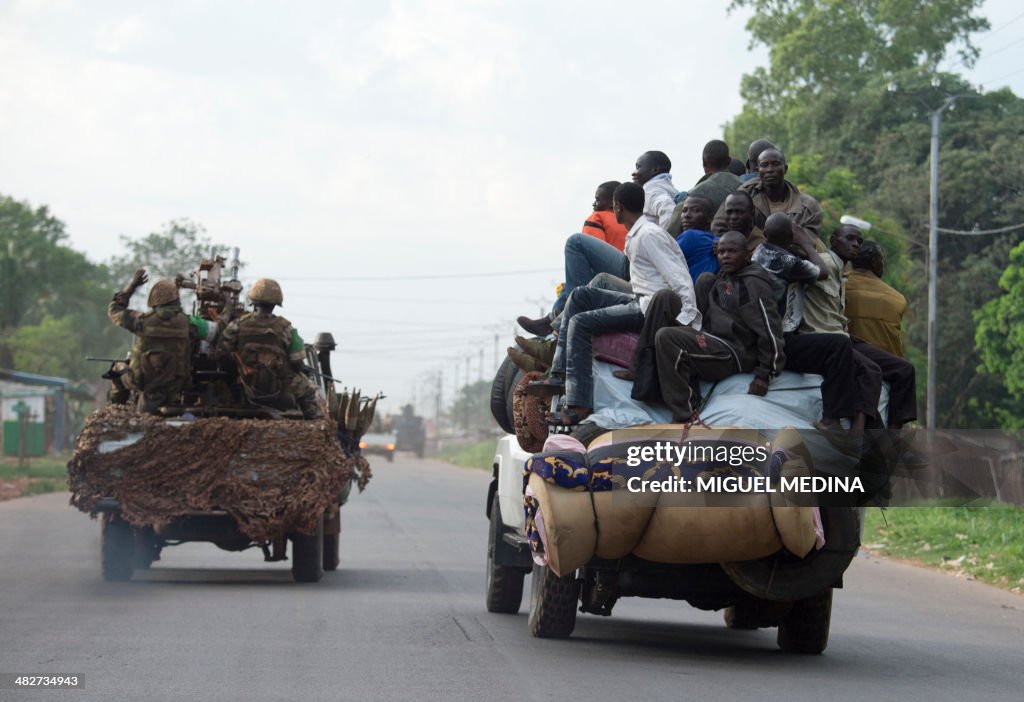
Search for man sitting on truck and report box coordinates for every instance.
[654,231,785,422]
[218,278,324,419]
[108,268,219,414]
[752,215,870,454]
[525,182,700,426]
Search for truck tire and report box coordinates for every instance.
[486,494,525,613]
[101,514,135,582]
[721,506,860,602]
[132,527,159,569]
[528,564,579,638]
[323,534,340,572]
[291,519,324,583]
[490,357,518,434]
[777,588,833,654]
[323,510,340,572]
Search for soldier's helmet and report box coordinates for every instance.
[248,278,284,306]
[147,279,180,307]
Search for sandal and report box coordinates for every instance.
[547,405,591,426]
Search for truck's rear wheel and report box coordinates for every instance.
[528,564,579,638]
[101,514,135,582]
[777,588,833,654]
[486,494,525,613]
[323,511,340,572]
[291,519,324,583]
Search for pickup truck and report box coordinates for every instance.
[485,357,879,654]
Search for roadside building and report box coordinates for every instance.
[0,370,90,455]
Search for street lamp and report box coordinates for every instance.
[887,81,979,434]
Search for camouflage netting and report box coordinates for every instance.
[69,404,352,541]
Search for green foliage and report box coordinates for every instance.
[863,504,1024,592]
[730,0,987,107]
[8,315,85,379]
[107,219,235,284]
[449,379,494,435]
[976,241,1024,428]
[435,439,495,471]
[0,194,121,374]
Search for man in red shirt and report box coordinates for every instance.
[582,181,627,252]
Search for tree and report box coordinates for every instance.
[7,315,86,379]
[106,219,241,310]
[975,241,1024,429]
[0,194,118,372]
[730,0,987,108]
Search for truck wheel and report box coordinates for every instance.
[528,564,579,638]
[323,511,340,572]
[490,357,518,434]
[101,514,135,582]
[721,506,860,602]
[132,527,159,569]
[777,588,833,654]
[323,534,340,571]
[291,519,324,583]
[486,494,525,613]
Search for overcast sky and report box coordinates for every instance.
[2,0,1021,418]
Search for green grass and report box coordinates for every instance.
[0,455,69,479]
[436,439,498,471]
[0,455,69,498]
[863,504,1024,593]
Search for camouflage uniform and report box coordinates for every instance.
[219,310,323,419]
[108,288,216,414]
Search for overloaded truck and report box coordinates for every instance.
[485,348,886,654]
[68,252,376,583]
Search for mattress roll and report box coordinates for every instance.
[527,473,597,577]
[768,426,819,558]
[632,501,783,563]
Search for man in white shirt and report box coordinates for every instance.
[632,150,678,230]
[527,182,700,425]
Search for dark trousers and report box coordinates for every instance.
[853,341,917,426]
[783,333,860,421]
[655,326,743,421]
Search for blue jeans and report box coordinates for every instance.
[551,234,630,316]
[551,286,644,409]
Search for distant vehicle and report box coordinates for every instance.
[394,405,426,458]
[360,432,397,462]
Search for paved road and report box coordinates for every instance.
[1,453,1021,702]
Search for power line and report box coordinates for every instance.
[945,9,1024,71]
[286,293,525,306]
[277,268,559,282]
[938,222,1024,235]
[978,67,1024,87]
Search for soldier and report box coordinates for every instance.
[108,268,217,414]
[219,278,324,419]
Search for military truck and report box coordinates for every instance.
[69,251,376,583]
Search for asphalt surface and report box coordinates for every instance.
[1,453,1022,702]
